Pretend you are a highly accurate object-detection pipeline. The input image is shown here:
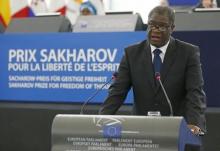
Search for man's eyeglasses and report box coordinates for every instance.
[148,23,170,32]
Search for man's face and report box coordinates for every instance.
[147,13,174,47]
[202,0,213,8]
[80,8,93,15]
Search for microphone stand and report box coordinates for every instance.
[80,73,117,114]
[155,72,173,116]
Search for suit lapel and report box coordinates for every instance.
[143,40,157,93]
[156,37,177,92]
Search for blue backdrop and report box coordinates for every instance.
[168,0,199,6]
[0,31,219,107]
[0,32,146,104]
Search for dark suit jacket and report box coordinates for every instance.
[99,37,206,132]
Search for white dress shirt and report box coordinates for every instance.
[150,40,170,63]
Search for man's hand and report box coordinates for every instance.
[187,124,202,135]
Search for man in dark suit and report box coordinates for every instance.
[99,6,206,139]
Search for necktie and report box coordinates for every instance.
[153,49,162,74]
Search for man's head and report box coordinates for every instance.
[80,1,97,16]
[202,0,214,8]
[147,6,175,47]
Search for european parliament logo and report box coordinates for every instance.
[103,124,122,138]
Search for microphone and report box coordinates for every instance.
[80,72,118,114]
[155,72,173,116]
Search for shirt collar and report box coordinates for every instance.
[150,39,170,54]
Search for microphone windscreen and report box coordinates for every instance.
[112,72,118,79]
[155,72,161,80]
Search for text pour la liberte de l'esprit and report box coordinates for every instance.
[8,48,119,72]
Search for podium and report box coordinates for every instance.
[51,115,201,151]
